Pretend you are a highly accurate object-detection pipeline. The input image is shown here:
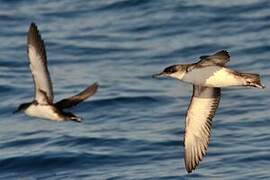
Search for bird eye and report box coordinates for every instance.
[164,65,177,73]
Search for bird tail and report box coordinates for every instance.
[241,73,264,89]
[70,116,82,123]
[63,111,83,123]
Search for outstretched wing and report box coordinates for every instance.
[27,22,53,104]
[55,83,98,110]
[197,50,230,67]
[184,85,220,173]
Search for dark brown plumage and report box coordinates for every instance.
[55,83,98,109]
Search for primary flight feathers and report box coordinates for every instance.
[154,50,264,173]
[184,86,220,173]
[15,22,98,122]
[28,23,53,104]
[197,50,230,67]
[16,23,264,173]
[55,82,98,109]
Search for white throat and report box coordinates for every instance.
[169,71,186,80]
[25,104,64,121]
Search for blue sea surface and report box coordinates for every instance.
[0,0,270,179]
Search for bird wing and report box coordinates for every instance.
[54,82,98,110]
[197,50,230,67]
[184,85,220,173]
[27,22,53,104]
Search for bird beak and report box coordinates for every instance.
[152,72,166,78]
[13,109,19,114]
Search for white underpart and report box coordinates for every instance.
[169,71,186,80]
[25,104,64,121]
[183,66,244,87]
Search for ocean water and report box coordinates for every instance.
[0,0,270,179]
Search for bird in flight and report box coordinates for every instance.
[14,23,98,122]
[153,50,264,173]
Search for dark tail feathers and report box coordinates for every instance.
[241,73,264,89]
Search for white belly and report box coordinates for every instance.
[183,66,244,87]
[25,104,64,121]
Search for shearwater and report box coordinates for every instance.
[153,50,264,173]
[14,23,98,122]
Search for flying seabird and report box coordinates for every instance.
[153,50,264,173]
[14,22,98,122]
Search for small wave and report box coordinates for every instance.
[91,96,160,107]
[0,137,50,149]
[96,0,152,12]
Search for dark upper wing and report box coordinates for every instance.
[197,50,230,67]
[27,22,53,104]
[184,85,221,173]
[55,82,98,109]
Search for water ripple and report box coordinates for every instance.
[0,0,269,179]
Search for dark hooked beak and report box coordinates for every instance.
[152,72,167,78]
[13,109,19,114]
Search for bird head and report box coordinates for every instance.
[153,64,187,80]
[13,102,31,114]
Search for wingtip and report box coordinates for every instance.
[260,84,265,89]
[221,49,229,53]
[185,163,194,174]
[216,49,230,58]
[258,85,265,89]
[77,82,98,98]
[29,22,38,30]
[88,82,98,94]
[28,22,41,42]
[185,164,196,174]
[184,160,194,174]
[30,22,36,27]
[92,82,98,89]
[187,169,192,174]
